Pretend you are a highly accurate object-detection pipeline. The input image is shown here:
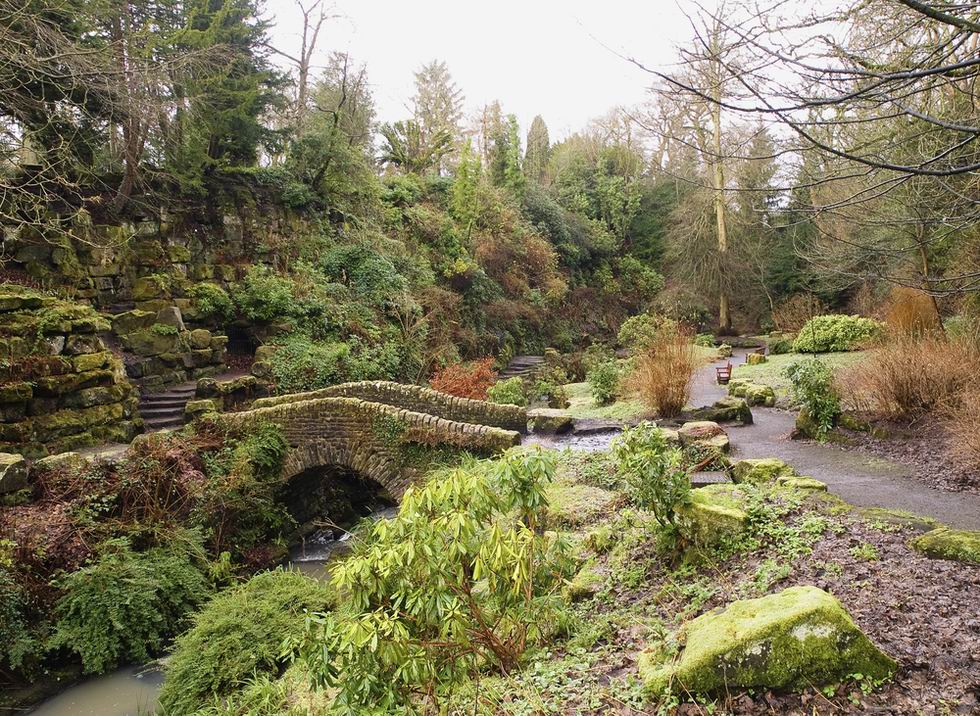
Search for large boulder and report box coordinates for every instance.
[732,458,795,485]
[690,396,752,425]
[111,309,156,336]
[0,452,28,494]
[678,421,730,454]
[910,527,980,565]
[155,306,186,331]
[746,352,768,366]
[675,484,749,548]
[528,408,573,435]
[639,586,896,695]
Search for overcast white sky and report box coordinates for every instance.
[265,0,707,140]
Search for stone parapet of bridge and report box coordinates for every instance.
[210,395,521,498]
[251,381,529,433]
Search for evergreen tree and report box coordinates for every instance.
[503,115,525,195]
[524,115,550,183]
[411,60,464,171]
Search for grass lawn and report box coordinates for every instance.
[732,351,866,400]
[562,381,650,421]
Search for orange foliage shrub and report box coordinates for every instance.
[883,287,942,337]
[947,390,980,471]
[772,294,827,332]
[838,334,978,419]
[627,328,700,418]
[429,358,497,400]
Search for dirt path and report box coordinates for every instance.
[700,351,980,530]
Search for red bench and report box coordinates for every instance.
[715,362,733,384]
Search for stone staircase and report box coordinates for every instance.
[498,355,545,379]
[138,382,196,431]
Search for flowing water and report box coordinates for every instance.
[25,505,397,715]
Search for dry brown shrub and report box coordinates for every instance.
[946,390,980,471]
[771,294,827,332]
[627,328,700,417]
[838,334,979,419]
[429,357,497,400]
[884,287,942,337]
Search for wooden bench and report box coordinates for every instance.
[715,362,733,384]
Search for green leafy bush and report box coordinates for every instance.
[617,313,677,353]
[297,450,572,711]
[188,283,235,323]
[694,333,715,347]
[49,539,210,674]
[233,266,297,323]
[785,359,841,439]
[768,337,793,354]
[792,315,883,353]
[0,568,42,674]
[159,569,334,716]
[587,359,620,405]
[487,376,527,406]
[612,422,690,529]
[268,335,402,394]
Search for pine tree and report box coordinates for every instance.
[411,60,464,171]
[524,115,550,183]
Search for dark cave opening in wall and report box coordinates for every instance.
[224,324,258,371]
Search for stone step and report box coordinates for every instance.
[690,471,731,488]
[144,415,187,430]
[140,406,187,418]
[139,397,193,410]
[140,388,197,401]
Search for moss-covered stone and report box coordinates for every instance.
[133,275,169,301]
[732,458,795,485]
[63,334,105,356]
[0,452,28,495]
[690,396,752,425]
[544,482,619,528]
[185,399,218,418]
[678,422,730,454]
[776,476,827,491]
[528,408,573,434]
[910,527,980,565]
[0,381,33,403]
[125,328,179,357]
[189,328,213,349]
[566,561,604,602]
[675,484,749,548]
[638,586,896,695]
[746,352,768,366]
[71,351,112,372]
[111,309,156,335]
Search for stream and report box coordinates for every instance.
[23,505,397,716]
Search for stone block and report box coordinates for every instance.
[72,351,112,373]
[0,453,28,495]
[155,306,185,331]
[111,309,156,335]
[133,275,168,301]
[189,328,212,349]
[63,334,106,355]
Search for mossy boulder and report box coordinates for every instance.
[189,329,213,350]
[678,421,730,454]
[910,527,980,565]
[776,476,827,492]
[732,458,795,485]
[0,453,28,495]
[125,328,179,357]
[544,482,619,528]
[111,309,156,335]
[675,484,749,548]
[132,275,169,301]
[690,396,752,425]
[185,399,217,419]
[566,561,604,602]
[528,408,573,434]
[638,586,896,695]
[746,352,768,366]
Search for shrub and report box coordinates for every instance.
[530,366,569,408]
[587,359,620,405]
[49,538,210,674]
[784,359,841,439]
[767,337,793,355]
[429,357,497,399]
[296,450,572,711]
[233,266,297,323]
[772,294,827,332]
[694,333,715,347]
[793,314,883,353]
[159,569,334,716]
[188,283,235,324]
[487,376,527,406]
[617,313,677,353]
[627,327,699,417]
[612,422,690,529]
[947,389,980,472]
[884,287,942,337]
[268,335,402,394]
[838,334,978,420]
[0,568,41,675]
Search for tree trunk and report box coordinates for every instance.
[711,94,731,333]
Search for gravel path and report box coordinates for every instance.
[700,351,980,530]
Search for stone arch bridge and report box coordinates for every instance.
[210,382,527,498]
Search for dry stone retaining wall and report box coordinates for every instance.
[0,287,141,458]
[252,381,529,433]
[212,396,521,497]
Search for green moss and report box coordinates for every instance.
[638,585,896,695]
[910,527,980,565]
[544,482,619,529]
[732,458,795,485]
[675,484,749,548]
[776,476,827,492]
[566,561,604,602]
